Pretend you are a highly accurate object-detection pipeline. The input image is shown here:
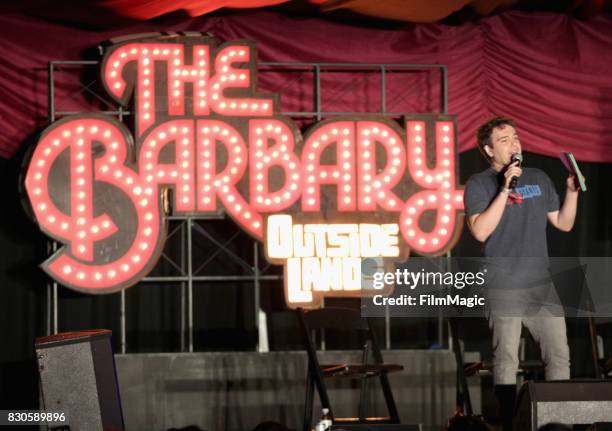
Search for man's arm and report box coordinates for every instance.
[467,191,509,242]
[467,162,522,242]
[547,175,579,232]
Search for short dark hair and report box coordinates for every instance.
[476,117,515,160]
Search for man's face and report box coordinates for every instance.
[485,124,521,167]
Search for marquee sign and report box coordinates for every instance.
[24,35,464,308]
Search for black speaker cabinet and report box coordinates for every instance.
[514,380,612,431]
[35,329,124,431]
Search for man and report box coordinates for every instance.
[463,117,580,431]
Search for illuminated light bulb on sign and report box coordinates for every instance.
[24,35,464,303]
[249,119,301,212]
[301,121,356,212]
[266,215,401,305]
[357,121,405,211]
[25,117,161,292]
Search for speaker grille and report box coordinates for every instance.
[36,330,124,431]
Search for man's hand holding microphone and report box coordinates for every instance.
[501,153,523,194]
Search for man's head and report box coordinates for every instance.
[477,117,521,168]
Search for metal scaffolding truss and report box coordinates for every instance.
[44,58,448,353]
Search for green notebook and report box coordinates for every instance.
[560,152,587,192]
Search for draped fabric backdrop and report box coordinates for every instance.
[1,10,612,161]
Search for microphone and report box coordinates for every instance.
[509,153,523,189]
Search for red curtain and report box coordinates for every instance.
[102,0,290,20]
[1,10,612,161]
[5,0,608,23]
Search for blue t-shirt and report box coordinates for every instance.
[464,167,560,258]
